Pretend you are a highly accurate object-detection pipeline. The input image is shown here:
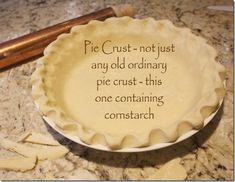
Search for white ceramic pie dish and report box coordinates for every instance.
[31,17,226,152]
[33,97,223,152]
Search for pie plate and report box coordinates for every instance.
[31,17,226,152]
[33,98,223,152]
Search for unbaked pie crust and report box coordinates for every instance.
[31,17,225,150]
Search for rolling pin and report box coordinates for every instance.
[0,4,134,70]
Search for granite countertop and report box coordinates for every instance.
[0,0,233,180]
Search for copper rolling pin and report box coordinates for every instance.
[0,5,134,70]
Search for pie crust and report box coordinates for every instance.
[31,17,225,150]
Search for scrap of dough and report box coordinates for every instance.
[147,158,187,180]
[0,136,69,160]
[19,132,60,146]
[0,156,37,172]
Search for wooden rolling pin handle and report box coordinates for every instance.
[0,4,134,70]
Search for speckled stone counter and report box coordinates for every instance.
[0,0,233,180]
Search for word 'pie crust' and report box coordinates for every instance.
[31,17,225,150]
